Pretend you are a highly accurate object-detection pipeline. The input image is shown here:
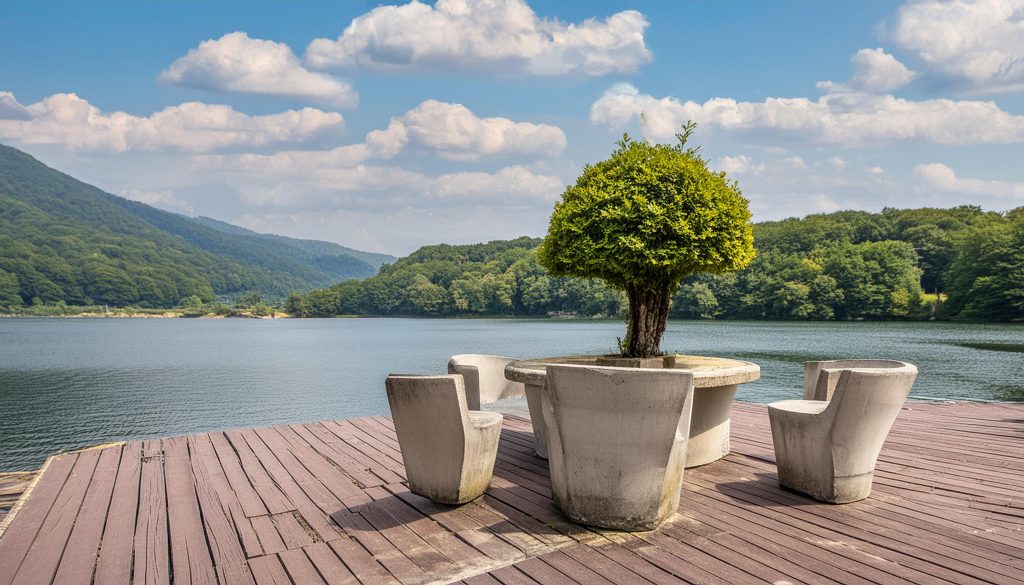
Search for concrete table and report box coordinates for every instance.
[505,355,760,467]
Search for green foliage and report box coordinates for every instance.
[944,211,1024,321]
[0,144,387,309]
[537,131,755,292]
[290,206,1021,323]
[234,290,264,309]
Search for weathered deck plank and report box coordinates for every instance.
[1,401,1021,585]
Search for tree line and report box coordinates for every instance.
[285,206,1023,322]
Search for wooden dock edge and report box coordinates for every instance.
[0,441,125,538]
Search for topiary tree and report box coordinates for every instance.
[538,123,756,358]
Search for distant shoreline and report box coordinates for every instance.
[0,310,287,319]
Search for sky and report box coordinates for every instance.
[1,0,1022,255]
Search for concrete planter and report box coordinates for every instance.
[505,355,760,465]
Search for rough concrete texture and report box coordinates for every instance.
[448,354,526,411]
[769,361,918,503]
[686,384,738,468]
[524,383,549,459]
[543,364,695,531]
[506,355,760,467]
[803,359,911,400]
[506,354,759,388]
[386,374,503,505]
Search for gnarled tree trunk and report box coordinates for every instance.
[623,284,673,358]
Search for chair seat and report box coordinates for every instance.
[468,411,503,429]
[769,400,829,415]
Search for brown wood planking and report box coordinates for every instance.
[93,441,143,585]
[187,435,258,585]
[206,432,271,519]
[11,449,101,585]
[278,548,327,585]
[248,555,291,585]
[0,402,1022,585]
[49,446,121,585]
[133,439,170,585]
[165,436,217,585]
[302,541,359,585]
[219,431,293,517]
[0,454,76,585]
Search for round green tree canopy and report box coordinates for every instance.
[538,131,756,292]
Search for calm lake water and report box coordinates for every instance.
[1,317,1021,471]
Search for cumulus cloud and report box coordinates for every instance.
[817,48,917,93]
[0,92,344,152]
[197,99,563,171]
[590,82,1024,146]
[160,32,358,108]
[305,0,650,76]
[915,162,1024,198]
[398,100,565,160]
[889,0,1024,92]
[0,91,30,120]
[866,166,884,174]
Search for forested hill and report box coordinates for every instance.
[288,207,1024,322]
[0,144,394,308]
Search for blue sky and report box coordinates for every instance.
[2,0,1022,254]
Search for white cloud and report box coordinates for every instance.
[818,48,917,94]
[715,155,764,174]
[785,156,807,169]
[429,166,563,201]
[866,166,884,174]
[160,32,358,108]
[197,99,563,171]
[825,156,847,169]
[808,194,843,213]
[398,100,565,160]
[305,0,650,76]
[890,0,1024,92]
[0,91,30,120]
[0,92,344,152]
[121,189,195,215]
[915,162,1024,198]
[590,82,1024,147]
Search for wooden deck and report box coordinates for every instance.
[0,401,1021,585]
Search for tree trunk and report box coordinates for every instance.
[623,284,673,358]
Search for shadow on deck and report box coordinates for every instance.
[0,402,1022,585]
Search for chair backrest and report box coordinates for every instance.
[823,362,918,475]
[385,374,470,482]
[448,354,525,410]
[545,364,695,514]
[804,359,911,400]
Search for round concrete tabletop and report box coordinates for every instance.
[505,354,761,388]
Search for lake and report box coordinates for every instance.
[1,317,1021,471]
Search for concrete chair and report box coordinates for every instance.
[385,374,503,504]
[803,359,912,400]
[543,364,695,531]
[769,361,918,503]
[448,354,526,410]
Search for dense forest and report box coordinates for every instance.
[0,144,394,309]
[287,207,1024,322]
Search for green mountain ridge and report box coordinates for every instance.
[0,143,394,308]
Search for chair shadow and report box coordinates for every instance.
[709,471,825,508]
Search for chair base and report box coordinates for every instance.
[408,484,489,506]
[555,496,675,531]
[778,470,875,504]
